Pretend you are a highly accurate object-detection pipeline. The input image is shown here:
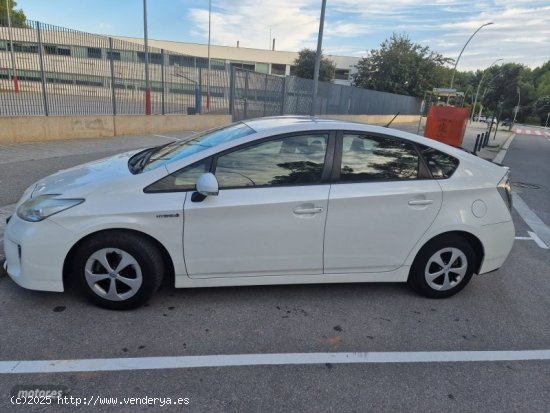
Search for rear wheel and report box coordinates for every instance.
[408,234,476,298]
[73,232,164,310]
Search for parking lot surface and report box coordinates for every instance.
[1,123,549,412]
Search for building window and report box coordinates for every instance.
[271,63,286,76]
[44,44,71,56]
[106,51,121,61]
[137,51,162,64]
[334,69,349,80]
[87,47,102,59]
[255,63,269,74]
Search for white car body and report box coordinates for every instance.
[4,117,514,306]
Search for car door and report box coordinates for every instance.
[183,132,334,278]
[323,132,442,274]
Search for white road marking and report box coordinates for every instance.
[535,130,542,136]
[2,350,550,374]
[513,193,550,248]
[514,236,532,240]
[493,133,516,164]
[529,231,549,249]
[525,129,531,135]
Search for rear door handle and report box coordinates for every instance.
[408,199,434,206]
[293,207,324,214]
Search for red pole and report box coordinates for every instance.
[13,74,19,94]
[145,88,151,115]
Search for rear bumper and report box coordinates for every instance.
[478,220,515,274]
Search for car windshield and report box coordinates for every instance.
[128,122,255,174]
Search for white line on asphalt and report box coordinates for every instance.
[526,130,531,135]
[535,130,542,136]
[528,231,549,249]
[493,133,516,164]
[514,236,532,240]
[513,193,550,248]
[2,350,550,374]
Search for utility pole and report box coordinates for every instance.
[311,0,327,116]
[6,0,19,93]
[206,0,211,111]
[143,0,151,115]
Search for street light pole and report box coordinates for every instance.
[470,58,502,122]
[512,86,520,127]
[5,0,19,93]
[143,0,151,115]
[206,0,211,111]
[450,22,493,90]
[311,0,327,116]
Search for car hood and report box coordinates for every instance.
[30,151,140,199]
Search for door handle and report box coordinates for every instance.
[408,199,434,206]
[293,207,324,214]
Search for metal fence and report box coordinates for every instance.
[0,18,229,116]
[230,68,421,121]
[0,18,421,120]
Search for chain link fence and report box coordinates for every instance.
[1,18,420,120]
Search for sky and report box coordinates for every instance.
[16,0,550,71]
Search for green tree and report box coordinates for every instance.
[292,48,336,82]
[352,33,452,97]
[0,0,27,27]
[534,96,550,125]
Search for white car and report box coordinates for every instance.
[3,117,514,310]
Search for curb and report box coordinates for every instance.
[493,133,517,164]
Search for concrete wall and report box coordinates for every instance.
[320,114,420,125]
[0,114,232,144]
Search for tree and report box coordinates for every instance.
[534,96,550,125]
[352,33,452,97]
[0,0,27,27]
[292,48,336,82]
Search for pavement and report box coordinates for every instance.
[3,120,547,413]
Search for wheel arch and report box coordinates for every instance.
[62,228,175,288]
[411,231,485,275]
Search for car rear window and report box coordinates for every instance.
[420,146,459,179]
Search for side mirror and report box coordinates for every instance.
[195,173,219,197]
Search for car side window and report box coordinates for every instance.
[214,134,328,189]
[419,145,459,179]
[144,158,210,192]
[340,134,419,182]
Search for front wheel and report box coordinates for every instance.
[73,232,164,310]
[408,234,476,298]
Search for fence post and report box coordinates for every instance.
[108,37,117,116]
[36,22,49,116]
[161,49,165,115]
[263,73,268,117]
[198,66,202,114]
[280,76,286,116]
[244,70,249,120]
[228,66,235,117]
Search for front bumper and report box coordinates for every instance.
[3,214,79,292]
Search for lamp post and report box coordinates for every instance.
[206,0,211,111]
[470,58,502,122]
[143,0,151,115]
[512,86,520,127]
[311,0,327,116]
[5,0,19,93]
[448,22,493,104]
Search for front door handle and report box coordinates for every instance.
[408,199,434,206]
[293,207,324,214]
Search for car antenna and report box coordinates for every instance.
[384,112,400,128]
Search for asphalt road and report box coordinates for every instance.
[0,124,548,412]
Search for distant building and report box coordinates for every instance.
[115,36,360,86]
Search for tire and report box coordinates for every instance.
[408,234,476,299]
[73,232,164,310]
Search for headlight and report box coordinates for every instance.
[17,194,84,222]
[497,169,512,212]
